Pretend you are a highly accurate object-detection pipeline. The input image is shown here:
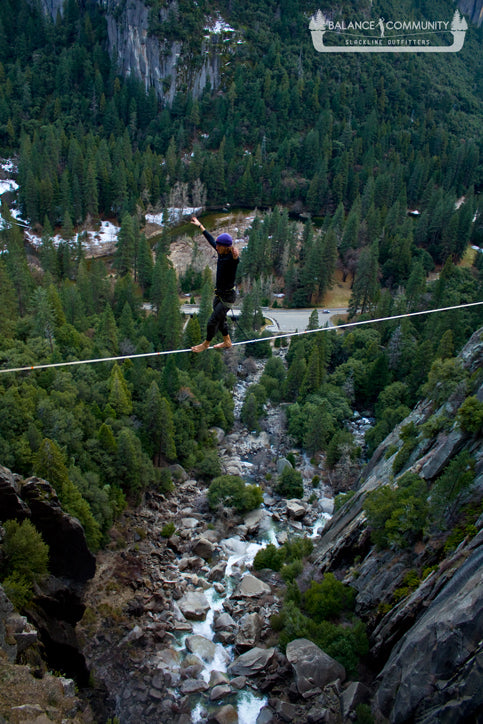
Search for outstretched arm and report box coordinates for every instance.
[191,216,216,250]
[191,216,206,232]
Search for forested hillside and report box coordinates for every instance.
[0,0,482,553]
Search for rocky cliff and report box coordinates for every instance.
[35,0,226,104]
[457,0,483,25]
[312,327,483,722]
[0,468,96,721]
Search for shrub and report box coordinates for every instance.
[281,559,303,582]
[457,396,483,434]
[364,472,428,549]
[429,451,475,529]
[284,537,313,562]
[277,600,368,675]
[160,521,176,538]
[253,543,285,571]
[303,573,356,622]
[207,475,263,513]
[193,448,221,481]
[253,536,313,573]
[276,466,303,498]
[157,468,174,494]
[334,490,355,511]
[392,422,419,475]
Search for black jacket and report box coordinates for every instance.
[203,230,239,294]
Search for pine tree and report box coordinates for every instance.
[158,263,182,350]
[348,241,380,318]
[97,303,119,352]
[137,233,153,294]
[115,213,136,276]
[0,258,18,338]
[108,363,132,417]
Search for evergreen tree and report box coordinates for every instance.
[108,363,132,417]
[0,258,18,338]
[115,213,136,276]
[97,303,119,352]
[348,241,380,318]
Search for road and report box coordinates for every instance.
[180,305,347,333]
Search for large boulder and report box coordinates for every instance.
[235,612,262,650]
[185,634,217,663]
[228,646,276,676]
[191,536,215,561]
[178,590,211,620]
[236,574,271,598]
[286,639,346,697]
[286,499,307,519]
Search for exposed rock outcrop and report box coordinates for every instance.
[103,0,222,104]
[0,471,96,690]
[457,0,483,26]
[375,537,483,723]
[311,327,483,722]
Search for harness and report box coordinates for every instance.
[214,287,236,309]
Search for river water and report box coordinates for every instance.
[163,352,334,723]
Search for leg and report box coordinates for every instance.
[212,301,232,349]
[191,298,225,353]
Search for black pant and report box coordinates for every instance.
[206,291,236,342]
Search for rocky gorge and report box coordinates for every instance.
[1,329,483,723]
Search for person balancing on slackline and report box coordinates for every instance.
[190,216,240,353]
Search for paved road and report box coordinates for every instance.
[180,305,347,333]
[262,307,347,332]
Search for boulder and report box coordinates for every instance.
[178,590,211,620]
[0,585,19,662]
[235,612,262,650]
[180,678,209,694]
[277,458,293,475]
[214,612,236,631]
[286,500,307,519]
[180,517,200,530]
[207,704,238,724]
[244,509,265,534]
[191,536,215,560]
[286,639,346,696]
[228,647,276,676]
[209,561,227,582]
[210,684,232,701]
[209,670,229,687]
[209,427,226,443]
[341,681,371,718]
[185,634,217,663]
[236,574,271,598]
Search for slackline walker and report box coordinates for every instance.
[0,301,482,375]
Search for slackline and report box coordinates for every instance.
[0,300,482,375]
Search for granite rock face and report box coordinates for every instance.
[375,541,483,723]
